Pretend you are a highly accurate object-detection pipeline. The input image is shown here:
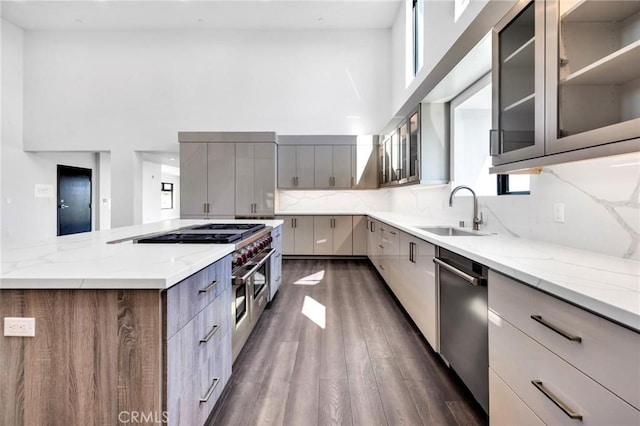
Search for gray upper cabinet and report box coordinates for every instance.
[490,0,640,173]
[545,0,640,154]
[277,145,314,189]
[314,145,352,189]
[236,143,276,217]
[491,0,545,167]
[180,142,235,218]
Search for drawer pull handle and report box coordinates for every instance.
[199,324,220,343]
[199,377,220,404]
[199,280,219,294]
[530,315,582,342]
[531,380,582,420]
[389,231,397,235]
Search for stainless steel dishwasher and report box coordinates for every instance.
[434,247,488,413]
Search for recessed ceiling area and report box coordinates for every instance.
[1,0,403,31]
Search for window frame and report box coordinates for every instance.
[412,0,424,76]
[161,182,174,209]
[497,174,530,195]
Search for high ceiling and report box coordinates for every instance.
[1,0,403,31]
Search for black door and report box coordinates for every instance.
[57,165,92,236]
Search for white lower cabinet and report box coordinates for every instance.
[352,215,368,256]
[397,232,438,351]
[379,224,399,286]
[277,216,314,255]
[489,270,640,425]
[313,216,353,255]
[489,368,544,426]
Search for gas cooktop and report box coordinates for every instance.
[189,223,265,238]
[135,223,267,244]
[136,233,243,244]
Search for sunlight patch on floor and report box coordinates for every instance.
[301,296,326,329]
[293,270,325,286]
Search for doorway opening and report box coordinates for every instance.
[57,165,92,236]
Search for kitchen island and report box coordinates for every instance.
[0,219,283,426]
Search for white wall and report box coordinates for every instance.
[160,171,180,221]
[15,28,389,227]
[389,0,515,116]
[96,152,111,230]
[142,161,161,224]
[2,20,98,242]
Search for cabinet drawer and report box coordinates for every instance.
[168,332,232,426]
[489,270,640,409]
[167,286,232,409]
[167,256,231,338]
[489,368,544,426]
[490,315,640,425]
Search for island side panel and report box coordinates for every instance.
[0,289,163,426]
[0,290,26,426]
[117,290,163,423]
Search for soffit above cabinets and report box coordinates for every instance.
[1,0,403,31]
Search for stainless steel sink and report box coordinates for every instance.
[415,226,488,237]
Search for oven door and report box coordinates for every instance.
[231,279,251,362]
[251,258,270,328]
[231,248,274,362]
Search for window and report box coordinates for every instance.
[451,75,530,195]
[412,0,424,75]
[161,182,174,209]
[379,105,421,187]
[497,175,531,195]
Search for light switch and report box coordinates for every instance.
[553,203,565,223]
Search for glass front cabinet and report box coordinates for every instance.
[546,0,640,154]
[379,107,421,186]
[491,0,545,166]
[491,0,640,169]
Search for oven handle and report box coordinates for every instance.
[232,248,275,285]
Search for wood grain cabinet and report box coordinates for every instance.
[235,143,276,217]
[488,270,640,425]
[166,256,232,425]
[180,142,235,218]
[312,215,353,256]
[0,255,233,426]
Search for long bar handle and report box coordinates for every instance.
[198,280,219,294]
[531,380,582,420]
[433,258,483,286]
[199,377,220,403]
[199,324,220,343]
[531,315,582,342]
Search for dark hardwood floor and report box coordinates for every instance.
[207,259,487,426]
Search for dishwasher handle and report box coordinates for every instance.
[433,257,485,287]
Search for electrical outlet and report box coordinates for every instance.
[4,317,36,337]
[553,202,565,223]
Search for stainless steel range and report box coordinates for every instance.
[137,223,274,362]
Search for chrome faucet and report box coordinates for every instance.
[449,185,483,231]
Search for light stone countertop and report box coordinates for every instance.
[365,212,640,332]
[0,219,283,290]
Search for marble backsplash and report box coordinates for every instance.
[277,153,640,260]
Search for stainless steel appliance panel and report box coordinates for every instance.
[437,248,488,413]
